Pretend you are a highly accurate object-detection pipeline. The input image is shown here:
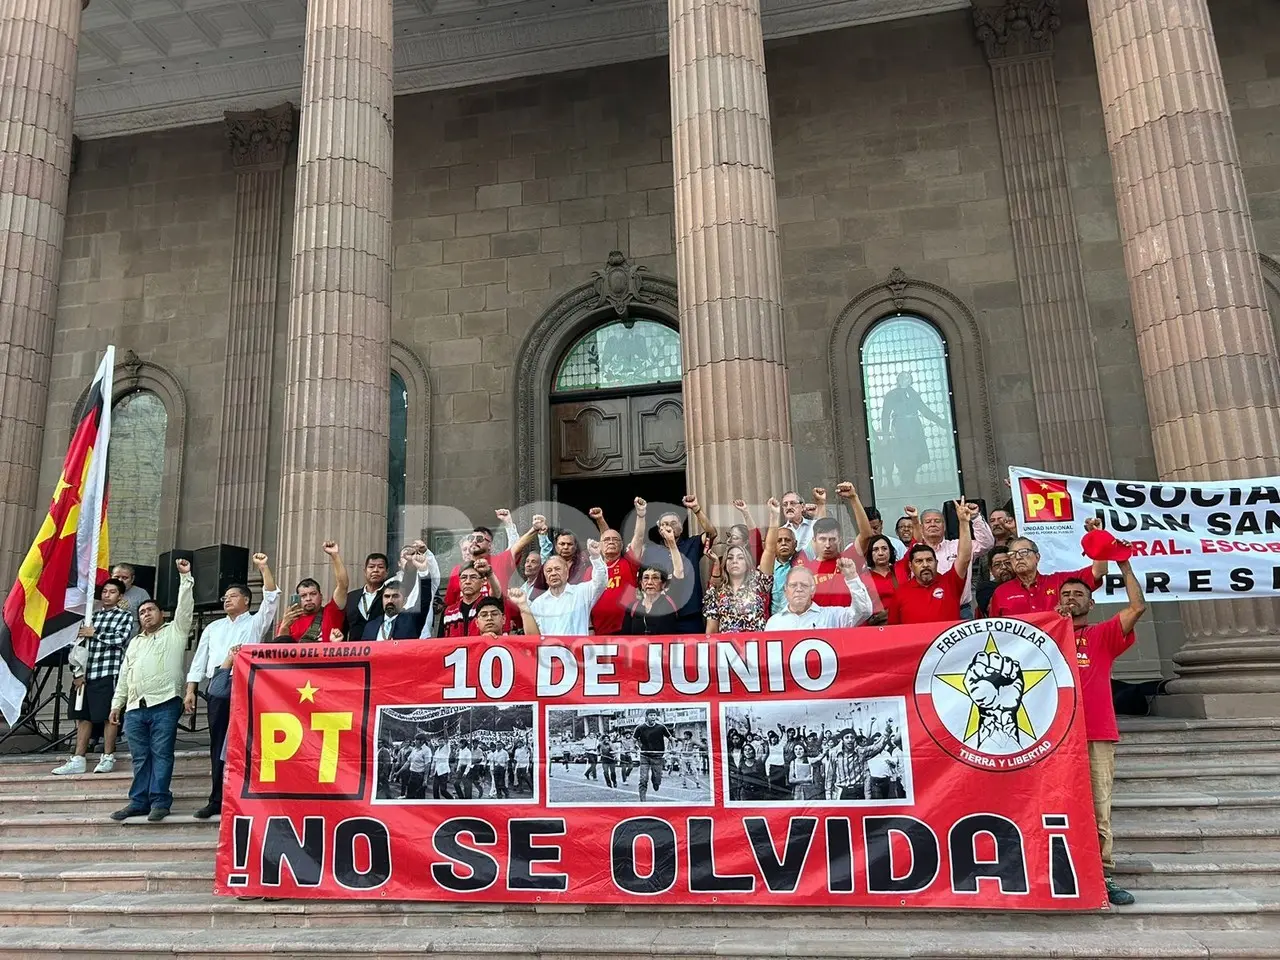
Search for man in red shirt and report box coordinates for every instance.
[276,541,349,642]
[590,525,638,635]
[444,510,541,608]
[441,562,501,638]
[1057,557,1146,906]
[890,500,976,625]
[988,518,1108,618]
[799,517,861,607]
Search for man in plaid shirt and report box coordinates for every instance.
[52,578,136,776]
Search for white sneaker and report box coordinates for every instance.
[52,755,86,776]
[93,754,116,774]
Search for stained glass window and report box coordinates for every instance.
[860,316,962,524]
[554,319,681,392]
[387,371,408,553]
[108,390,167,567]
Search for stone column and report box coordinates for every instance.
[0,0,86,581]
[1088,0,1280,716]
[214,105,294,552]
[668,0,796,507]
[277,1,393,589]
[974,1,1112,476]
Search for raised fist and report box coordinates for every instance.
[251,552,268,568]
[495,508,512,523]
[532,514,548,534]
[682,494,700,512]
[588,507,604,521]
[1084,517,1103,532]
[634,497,647,517]
[587,539,602,558]
[812,487,828,504]
[904,505,918,519]
[411,550,432,571]
[328,627,345,644]
[766,496,781,515]
[732,499,747,512]
[507,587,530,610]
[835,481,855,500]
[473,556,492,575]
[322,540,340,555]
[175,558,191,574]
[836,556,858,578]
[963,652,1024,749]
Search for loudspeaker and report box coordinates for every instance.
[943,497,988,542]
[155,549,195,611]
[192,544,250,610]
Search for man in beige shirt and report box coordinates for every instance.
[109,558,194,822]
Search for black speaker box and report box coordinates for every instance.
[943,497,988,541]
[192,544,250,610]
[128,564,156,599]
[155,549,195,611]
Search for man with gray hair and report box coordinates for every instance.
[915,505,994,617]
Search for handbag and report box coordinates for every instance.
[206,666,232,700]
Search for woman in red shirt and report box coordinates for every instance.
[862,534,901,624]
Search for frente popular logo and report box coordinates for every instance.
[913,618,1077,772]
[1019,476,1074,523]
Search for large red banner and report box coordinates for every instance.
[216,614,1106,908]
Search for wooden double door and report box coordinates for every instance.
[550,391,687,525]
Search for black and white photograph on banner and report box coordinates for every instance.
[545,704,714,807]
[373,704,537,803]
[721,698,913,805]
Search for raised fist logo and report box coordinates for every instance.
[963,651,1025,750]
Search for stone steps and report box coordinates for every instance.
[0,859,212,894]
[1111,819,1280,853]
[0,839,218,865]
[1113,762,1280,793]
[1114,851,1280,890]
[1116,739,1280,758]
[0,788,210,816]
[1115,718,1280,744]
[0,925,1277,960]
[0,814,219,838]
[0,769,210,793]
[0,888,1275,934]
[1110,790,1280,822]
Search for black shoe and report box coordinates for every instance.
[111,805,149,821]
[1106,877,1135,905]
[147,807,170,822]
[192,803,221,820]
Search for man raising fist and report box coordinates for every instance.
[185,552,280,820]
[889,499,978,625]
[109,557,196,823]
[276,541,350,643]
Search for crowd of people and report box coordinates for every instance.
[47,478,1145,906]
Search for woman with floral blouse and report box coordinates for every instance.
[703,498,780,634]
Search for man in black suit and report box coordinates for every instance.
[346,552,389,640]
[361,554,435,640]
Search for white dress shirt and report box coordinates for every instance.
[787,517,815,553]
[186,588,281,683]
[764,576,873,631]
[928,516,995,606]
[529,555,608,636]
[433,744,452,776]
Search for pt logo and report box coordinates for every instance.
[244,662,371,800]
[1019,477,1073,522]
[914,619,1076,771]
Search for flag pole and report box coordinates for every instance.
[83,345,115,624]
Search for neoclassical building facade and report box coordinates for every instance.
[1,0,1278,713]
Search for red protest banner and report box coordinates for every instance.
[216,614,1105,909]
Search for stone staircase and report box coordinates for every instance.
[0,718,1278,959]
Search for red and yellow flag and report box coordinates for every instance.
[0,348,114,725]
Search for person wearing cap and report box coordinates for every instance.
[826,724,889,800]
[988,517,1110,618]
[1057,549,1146,907]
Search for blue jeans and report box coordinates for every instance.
[123,697,182,811]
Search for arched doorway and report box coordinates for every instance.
[515,252,686,526]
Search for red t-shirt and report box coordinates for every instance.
[591,555,638,636]
[799,547,861,607]
[890,567,965,625]
[284,599,345,642]
[441,599,486,638]
[866,569,897,614]
[445,552,516,607]
[989,565,1099,618]
[1075,616,1135,742]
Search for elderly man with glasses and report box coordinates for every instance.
[988,518,1109,619]
[765,561,874,631]
[184,553,280,819]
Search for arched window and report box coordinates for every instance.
[387,370,408,554]
[553,318,681,393]
[108,390,168,567]
[860,315,963,523]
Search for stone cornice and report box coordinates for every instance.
[972,0,1061,60]
[73,0,966,139]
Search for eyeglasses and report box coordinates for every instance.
[1010,548,1037,559]
[781,499,802,507]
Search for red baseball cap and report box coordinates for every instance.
[1081,528,1133,563]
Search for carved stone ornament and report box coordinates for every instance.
[972,0,1061,60]
[886,266,910,310]
[120,348,143,385]
[591,251,656,317]
[224,104,295,170]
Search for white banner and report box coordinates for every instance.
[1009,466,1280,602]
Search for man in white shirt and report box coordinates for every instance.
[406,734,431,799]
[765,561,872,631]
[514,741,532,793]
[491,743,510,799]
[184,553,279,819]
[432,738,454,799]
[779,491,816,554]
[529,540,608,636]
[455,740,474,799]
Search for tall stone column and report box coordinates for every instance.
[1088,0,1280,716]
[974,1,1112,476]
[277,1,393,589]
[214,105,293,552]
[668,0,796,508]
[0,0,86,581]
